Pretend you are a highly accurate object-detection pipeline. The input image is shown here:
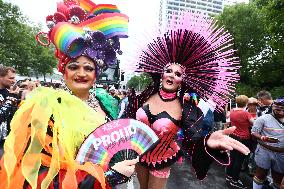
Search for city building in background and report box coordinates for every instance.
[159,0,248,29]
[97,61,120,88]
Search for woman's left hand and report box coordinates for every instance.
[206,126,250,155]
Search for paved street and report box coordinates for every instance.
[1,147,254,189]
[116,160,253,189]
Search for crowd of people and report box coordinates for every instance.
[0,0,283,189]
[188,90,284,189]
[0,64,283,189]
[200,91,284,189]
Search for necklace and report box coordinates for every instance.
[61,81,100,111]
[158,88,177,102]
[86,92,100,110]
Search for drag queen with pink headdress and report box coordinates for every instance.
[126,13,250,189]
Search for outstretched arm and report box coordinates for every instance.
[206,126,250,155]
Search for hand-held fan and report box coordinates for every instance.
[76,119,159,171]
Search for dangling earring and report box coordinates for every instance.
[177,85,181,97]
[159,78,163,89]
[60,77,65,87]
[60,77,73,94]
[91,83,97,94]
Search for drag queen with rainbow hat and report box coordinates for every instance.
[125,13,251,189]
[0,0,137,188]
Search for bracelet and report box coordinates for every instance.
[105,168,130,186]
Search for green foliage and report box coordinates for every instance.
[127,75,140,90]
[216,3,267,84]
[270,86,284,99]
[254,0,284,41]
[0,0,56,76]
[236,83,260,98]
[127,73,152,91]
[216,1,284,96]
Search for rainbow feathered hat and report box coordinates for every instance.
[37,0,128,75]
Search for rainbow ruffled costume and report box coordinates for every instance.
[1,0,129,188]
[0,87,108,188]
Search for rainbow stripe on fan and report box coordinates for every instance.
[78,0,96,12]
[96,148,109,170]
[49,12,128,57]
[90,4,120,16]
[131,141,144,154]
[76,119,159,172]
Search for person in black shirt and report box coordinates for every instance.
[213,109,226,131]
[0,66,19,147]
[256,90,273,117]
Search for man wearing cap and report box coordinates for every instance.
[251,97,284,189]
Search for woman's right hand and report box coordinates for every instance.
[111,158,139,177]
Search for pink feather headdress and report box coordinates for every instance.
[132,12,240,109]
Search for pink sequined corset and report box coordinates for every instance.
[136,104,182,169]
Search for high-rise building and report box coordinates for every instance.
[159,0,223,28]
[159,0,248,28]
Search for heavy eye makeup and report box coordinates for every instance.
[175,71,182,77]
[67,62,95,72]
[165,68,173,73]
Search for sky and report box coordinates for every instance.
[5,0,160,31]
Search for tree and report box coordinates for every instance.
[216,3,267,85]
[0,0,57,76]
[28,26,57,79]
[252,0,284,91]
[127,73,152,91]
[0,0,28,71]
[127,75,140,90]
[216,2,284,97]
[139,73,152,90]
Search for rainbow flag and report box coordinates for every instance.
[78,0,96,12]
[90,4,120,16]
